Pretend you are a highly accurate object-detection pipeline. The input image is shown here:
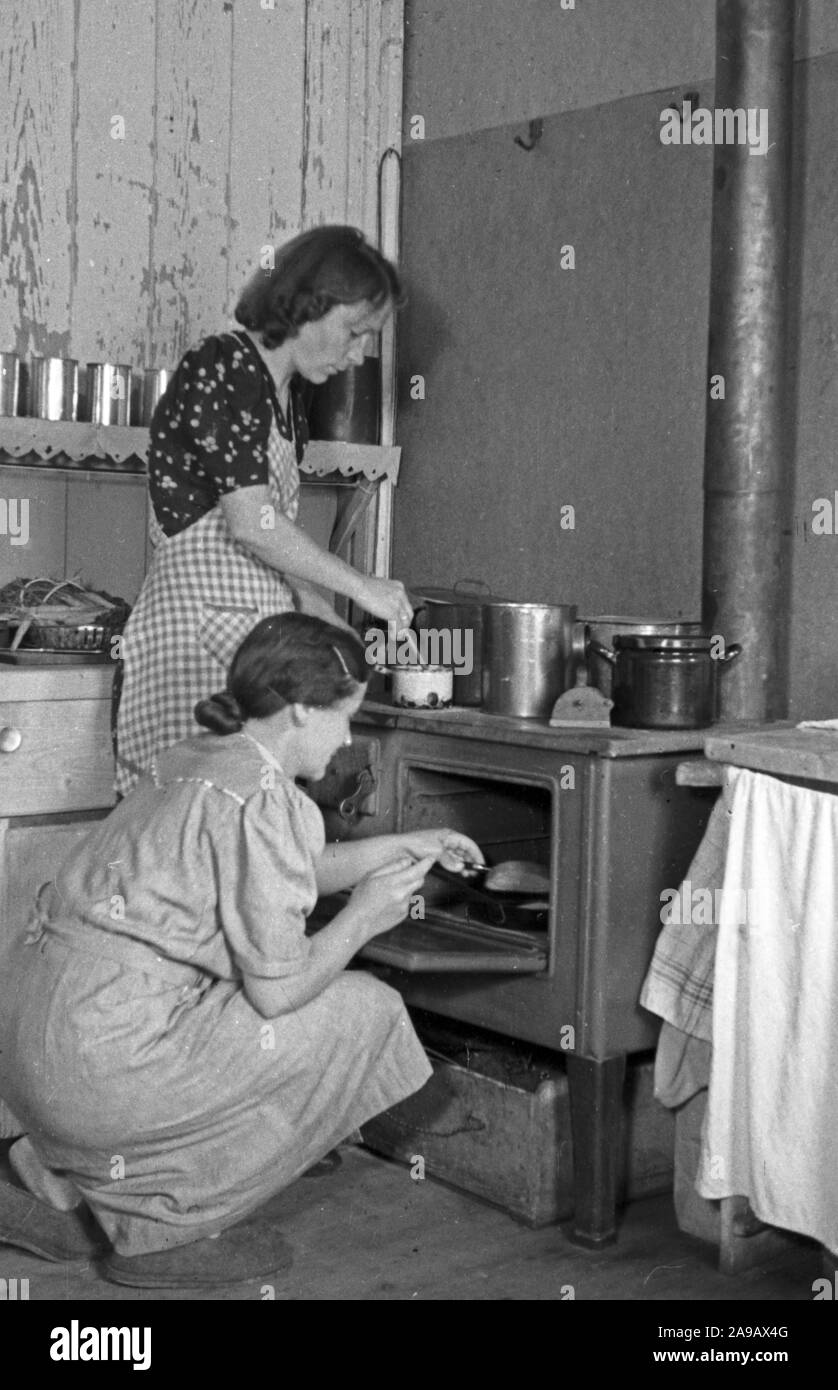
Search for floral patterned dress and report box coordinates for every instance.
[116,331,309,795]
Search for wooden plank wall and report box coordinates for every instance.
[0,0,404,601]
[0,0,307,366]
[0,0,403,364]
[302,0,403,237]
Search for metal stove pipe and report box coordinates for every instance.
[702,0,795,721]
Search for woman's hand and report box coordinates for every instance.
[349,854,436,938]
[356,576,414,628]
[397,829,484,875]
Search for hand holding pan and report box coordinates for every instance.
[458,859,550,896]
[430,861,550,928]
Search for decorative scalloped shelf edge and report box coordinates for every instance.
[0,419,401,483]
[0,420,145,465]
[302,440,400,483]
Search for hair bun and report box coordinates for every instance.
[194,690,244,736]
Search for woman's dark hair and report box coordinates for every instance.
[195,612,367,736]
[234,225,405,350]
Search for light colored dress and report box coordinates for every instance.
[0,733,431,1256]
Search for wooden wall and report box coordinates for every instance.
[0,0,403,601]
[1,0,402,366]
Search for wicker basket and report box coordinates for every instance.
[3,578,130,653]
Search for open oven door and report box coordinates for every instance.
[310,883,549,973]
[357,919,547,973]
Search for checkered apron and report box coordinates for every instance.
[115,420,299,794]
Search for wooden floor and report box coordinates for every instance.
[0,1145,820,1302]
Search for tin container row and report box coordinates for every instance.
[0,354,171,426]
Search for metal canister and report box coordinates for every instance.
[142,367,172,425]
[591,635,743,729]
[482,601,584,719]
[583,615,705,697]
[88,363,133,425]
[307,357,380,443]
[0,353,20,416]
[30,357,78,420]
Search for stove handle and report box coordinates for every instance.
[339,766,377,822]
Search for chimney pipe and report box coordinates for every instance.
[702,0,794,721]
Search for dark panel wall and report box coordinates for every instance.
[394,93,711,615]
[402,0,838,143]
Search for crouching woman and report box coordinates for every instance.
[0,613,482,1289]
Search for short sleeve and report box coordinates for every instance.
[165,335,274,496]
[215,785,325,980]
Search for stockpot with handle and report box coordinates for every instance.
[589,634,742,729]
[583,616,704,698]
[481,600,586,719]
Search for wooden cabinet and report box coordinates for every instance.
[0,664,115,1137]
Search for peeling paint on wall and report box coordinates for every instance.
[1,1,403,368]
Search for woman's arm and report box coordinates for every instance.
[243,854,435,1017]
[220,485,411,624]
[314,829,484,895]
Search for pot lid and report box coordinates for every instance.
[582,615,703,628]
[614,634,717,652]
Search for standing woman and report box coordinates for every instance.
[116,225,413,794]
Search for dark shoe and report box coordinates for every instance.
[101,1209,294,1290]
[0,1179,109,1262]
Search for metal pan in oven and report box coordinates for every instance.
[428,864,549,929]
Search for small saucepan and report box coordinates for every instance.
[388,664,454,709]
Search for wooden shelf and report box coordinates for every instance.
[0,419,401,483]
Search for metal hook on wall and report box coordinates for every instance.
[661,91,700,129]
[514,118,544,152]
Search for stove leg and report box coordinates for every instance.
[565,1052,627,1247]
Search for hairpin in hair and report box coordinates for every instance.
[331,645,352,678]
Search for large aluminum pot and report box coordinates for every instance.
[583,615,704,697]
[483,601,585,719]
[410,580,496,706]
[590,634,742,729]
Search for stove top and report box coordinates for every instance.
[355,700,780,759]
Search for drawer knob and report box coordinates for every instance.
[0,726,22,753]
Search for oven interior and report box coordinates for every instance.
[356,762,554,974]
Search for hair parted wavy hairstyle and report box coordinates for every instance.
[234,225,405,351]
[194,612,368,736]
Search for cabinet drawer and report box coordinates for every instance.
[0,698,115,815]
